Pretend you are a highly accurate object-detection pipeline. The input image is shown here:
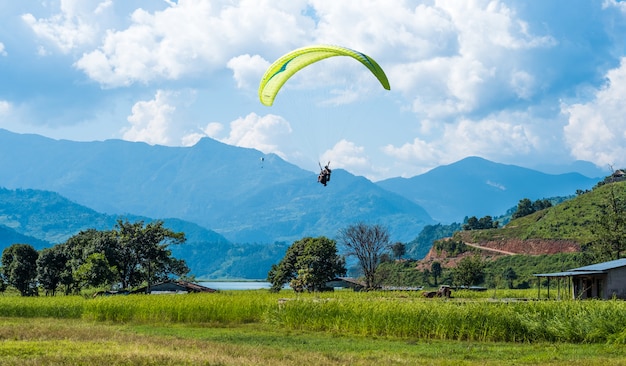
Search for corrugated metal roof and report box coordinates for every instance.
[534,270,603,277]
[534,258,626,277]
[572,258,626,272]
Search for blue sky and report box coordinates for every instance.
[1,0,626,181]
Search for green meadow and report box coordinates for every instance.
[1,290,626,365]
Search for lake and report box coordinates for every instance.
[199,281,272,290]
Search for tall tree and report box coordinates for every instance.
[36,246,69,296]
[503,267,518,289]
[73,253,118,289]
[115,220,188,290]
[453,255,485,288]
[1,243,39,296]
[59,229,117,294]
[267,237,345,293]
[430,261,442,286]
[589,183,626,262]
[338,223,390,290]
[390,242,406,260]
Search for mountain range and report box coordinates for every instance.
[0,129,604,278]
[0,129,432,244]
[378,157,601,222]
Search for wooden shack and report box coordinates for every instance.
[534,258,626,300]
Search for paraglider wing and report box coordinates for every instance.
[258,45,390,106]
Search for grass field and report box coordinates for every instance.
[1,290,626,365]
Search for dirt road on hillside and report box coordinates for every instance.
[465,242,517,255]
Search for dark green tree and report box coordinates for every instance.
[390,242,406,260]
[115,220,188,290]
[1,244,39,296]
[58,229,117,294]
[74,253,118,289]
[338,223,390,289]
[267,237,346,292]
[36,246,69,296]
[463,216,479,230]
[512,198,534,219]
[431,261,442,286]
[453,255,485,288]
[464,216,499,230]
[503,267,518,289]
[532,199,552,212]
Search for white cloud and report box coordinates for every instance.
[0,42,6,56]
[22,0,110,53]
[385,1,557,119]
[218,113,293,158]
[0,100,11,114]
[227,54,269,89]
[202,122,225,138]
[75,0,314,87]
[562,57,626,168]
[603,0,626,12]
[321,139,368,169]
[122,90,177,145]
[384,114,540,169]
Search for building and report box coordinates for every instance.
[131,280,217,294]
[534,258,626,300]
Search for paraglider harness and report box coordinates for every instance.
[318,162,331,186]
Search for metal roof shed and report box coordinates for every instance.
[534,258,626,300]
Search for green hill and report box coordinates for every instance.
[454,179,626,245]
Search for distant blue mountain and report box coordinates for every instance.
[377,156,601,223]
[0,187,275,278]
[0,129,434,243]
[0,224,51,250]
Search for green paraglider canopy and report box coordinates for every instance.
[258,44,390,106]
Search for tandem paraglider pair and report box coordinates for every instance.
[258,44,390,186]
[317,162,331,187]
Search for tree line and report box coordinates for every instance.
[1,220,188,296]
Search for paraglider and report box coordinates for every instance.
[258,44,390,107]
[317,162,331,187]
[258,45,390,186]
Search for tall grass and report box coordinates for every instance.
[1,290,625,344]
[271,294,626,343]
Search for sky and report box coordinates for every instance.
[1,0,626,181]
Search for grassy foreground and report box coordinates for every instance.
[1,290,626,365]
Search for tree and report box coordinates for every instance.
[463,216,498,230]
[512,198,553,219]
[73,253,117,289]
[431,261,442,286]
[115,220,189,290]
[57,229,117,294]
[267,237,346,292]
[390,242,406,260]
[36,246,69,296]
[503,267,518,289]
[43,221,189,293]
[512,198,534,219]
[588,184,626,262]
[463,216,479,230]
[1,244,39,296]
[453,255,485,288]
[338,223,390,289]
